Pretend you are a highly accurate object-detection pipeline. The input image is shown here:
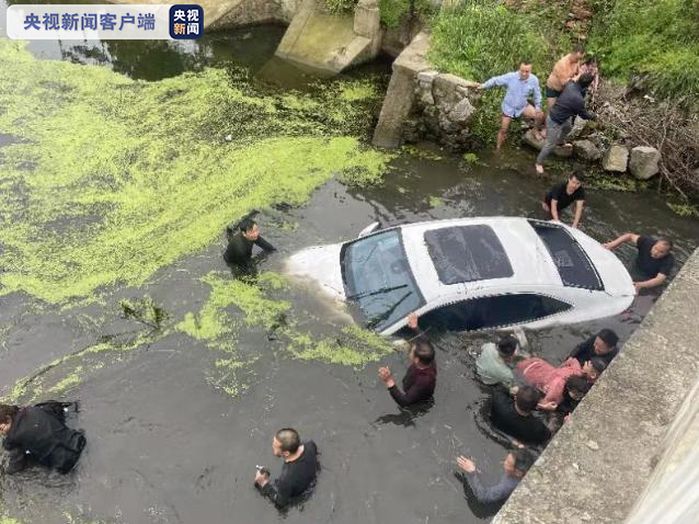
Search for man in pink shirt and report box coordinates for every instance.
[516,356,606,410]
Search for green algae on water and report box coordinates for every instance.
[0,41,391,305]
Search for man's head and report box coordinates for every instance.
[594,329,619,355]
[578,73,594,90]
[651,238,673,259]
[0,404,19,435]
[497,335,518,361]
[239,218,260,241]
[565,375,591,402]
[515,386,541,414]
[567,171,584,192]
[571,44,585,62]
[410,338,435,367]
[582,357,607,382]
[272,428,301,459]
[504,449,535,478]
[518,60,533,81]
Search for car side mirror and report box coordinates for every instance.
[357,221,380,238]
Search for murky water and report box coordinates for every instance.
[0,13,698,524]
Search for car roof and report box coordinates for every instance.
[398,217,563,302]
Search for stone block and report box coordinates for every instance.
[573,139,602,162]
[447,97,475,124]
[417,70,439,84]
[523,130,573,157]
[602,144,629,172]
[629,146,661,180]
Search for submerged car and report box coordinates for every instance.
[286,217,635,336]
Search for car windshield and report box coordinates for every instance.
[528,220,603,290]
[341,229,425,332]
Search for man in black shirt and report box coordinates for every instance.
[254,428,319,509]
[223,217,276,271]
[569,329,619,366]
[378,314,437,407]
[490,386,550,446]
[604,233,675,292]
[542,171,586,228]
[535,74,596,174]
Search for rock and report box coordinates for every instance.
[586,440,600,451]
[602,144,629,172]
[433,73,473,107]
[522,130,573,157]
[568,116,589,140]
[573,140,602,161]
[447,98,475,124]
[417,70,439,84]
[419,90,434,106]
[629,146,661,180]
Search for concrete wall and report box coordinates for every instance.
[494,248,699,524]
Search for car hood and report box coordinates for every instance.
[285,243,345,300]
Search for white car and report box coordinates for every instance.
[286,217,635,336]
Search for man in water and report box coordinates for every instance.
[603,233,675,292]
[535,74,596,174]
[477,60,545,150]
[476,328,528,389]
[569,329,620,366]
[490,386,551,446]
[378,314,437,407]
[542,171,586,228]
[254,428,319,509]
[0,401,85,474]
[223,217,276,271]
[455,449,535,504]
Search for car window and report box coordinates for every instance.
[528,220,603,290]
[424,225,513,285]
[420,294,572,331]
[341,229,425,332]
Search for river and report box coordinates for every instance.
[0,14,698,524]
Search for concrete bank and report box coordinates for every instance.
[494,248,699,524]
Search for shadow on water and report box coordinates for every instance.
[0,6,698,522]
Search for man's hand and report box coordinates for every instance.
[538,401,558,411]
[457,455,476,473]
[511,438,525,449]
[633,282,643,295]
[603,241,614,250]
[475,83,483,90]
[509,386,519,397]
[254,469,270,487]
[406,312,419,331]
[378,366,396,388]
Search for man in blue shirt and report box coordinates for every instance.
[455,449,535,505]
[477,60,544,150]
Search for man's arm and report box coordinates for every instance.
[550,200,561,221]
[568,336,593,360]
[255,236,276,252]
[388,375,430,407]
[480,73,512,90]
[532,77,542,111]
[464,472,514,504]
[571,200,584,228]
[258,477,292,509]
[634,274,667,291]
[604,232,639,251]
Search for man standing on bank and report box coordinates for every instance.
[603,233,675,292]
[254,428,319,509]
[542,171,586,228]
[535,74,596,175]
[477,60,545,150]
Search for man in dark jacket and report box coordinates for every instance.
[378,319,437,407]
[254,428,319,509]
[490,386,550,446]
[223,217,276,271]
[0,402,85,474]
[569,329,620,366]
[535,73,596,174]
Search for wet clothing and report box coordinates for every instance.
[223,231,275,266]
[544,182,585,212]
[556,394,581,418]
[548,82,595,125]
[481,72,542,118]
[3,403,86,474]
[569,335,619,366]
[635,236,674,279]
[463,471,520,504]
[258,441,319,509]
[490,390,550,446]
[516,357,584,407]
[476,344,515,388]
[388,362,437,407]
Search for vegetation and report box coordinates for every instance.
[588,0,699,105]
[323,0,434,29]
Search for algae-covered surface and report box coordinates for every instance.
[0,21,698,524]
